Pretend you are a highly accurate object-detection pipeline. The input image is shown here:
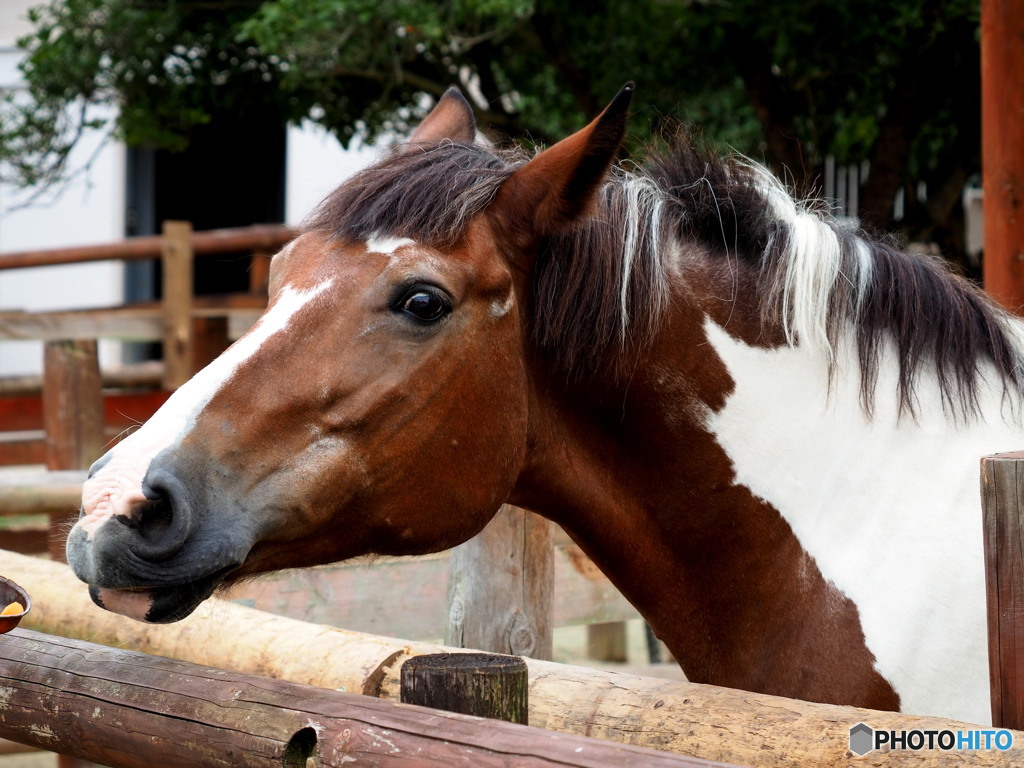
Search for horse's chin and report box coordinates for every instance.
[87,568,231,623]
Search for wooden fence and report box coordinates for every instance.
[4,549,1021,768]
[0,222,644,654]
[0,629,717,768]
[2,225,1024,766]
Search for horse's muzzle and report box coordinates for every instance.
[66,453,251,623]
[86,563,234,623]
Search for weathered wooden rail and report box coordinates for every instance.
[0,223,294,270]
[3,550,1020,767]
[3,224,1024,764]
[0,629,721,768]
[0,225,287,470]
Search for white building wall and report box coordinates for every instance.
[0,2,373,378]
[0,0,125,377]
[286,122,376,226]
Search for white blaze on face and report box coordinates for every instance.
[366,235,415,255]
[76,279,334,539]
[702,316,1024,725]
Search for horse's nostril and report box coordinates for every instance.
[124,474,194,562]
[124,496,174,541]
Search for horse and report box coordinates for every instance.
[67,83,1024,726]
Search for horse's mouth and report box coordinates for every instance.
[87,565,236,623]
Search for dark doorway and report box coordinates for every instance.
[124,109,286,361]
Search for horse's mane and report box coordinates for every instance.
[307,132,1024,420]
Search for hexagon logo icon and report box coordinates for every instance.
[849,722,874,756]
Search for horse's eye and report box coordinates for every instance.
[398,288,450,323]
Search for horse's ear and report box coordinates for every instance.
[408,87,477,144]
[491,82,634,243]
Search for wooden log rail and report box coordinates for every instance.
[0,225,291,341]
[0,224,294,468]
[0,360,162,397]
[0,223,295,270]
[3,550,1020,767]
[0,489,638,632]
[0,629,721,768]
[0,222,294,392]
[0,471,85,517]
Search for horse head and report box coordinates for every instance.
[66,85,635,622]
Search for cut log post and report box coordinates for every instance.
[982,451,1024,729]
[401,652,528,724]
[0,629,716,768]
[42,340,103,474]
[447,504,554,659]
[42,339,103,561]
[161,220,194,390]
[4,550,1021,767]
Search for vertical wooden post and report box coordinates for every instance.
[190,316,230,372]
[249,250,272,295]
[42,339,104,562]
[161,220,194,390]
[981,451,1024,728]
[981,0,1024,311]
[43,339,105,768]
[446,505,553,660]
[400,653,528,724]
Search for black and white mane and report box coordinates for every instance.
[308,132,1024,418]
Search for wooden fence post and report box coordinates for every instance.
[400,653,528,724]
[161,220,194,390]
[42,340,103,768]
[191,316,230,372]
[981,451,1024,729]
[447,505,553,660]
[981,0,1024,311]
[249,250,272,295]
[42,339,103,560]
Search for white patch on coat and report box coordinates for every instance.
[366,235,415,255]
[490,290,515,318]
[77,279,334,536]
[702,316,1024,725]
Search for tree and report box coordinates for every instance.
[0,0,980,265]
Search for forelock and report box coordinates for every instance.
[305,142,527,247]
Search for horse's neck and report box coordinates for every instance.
[512,309,898,707]
[514,274,1024,717]
[697,308,1024,719]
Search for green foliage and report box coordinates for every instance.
[1,0,281,188]
[0,0,983,248]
